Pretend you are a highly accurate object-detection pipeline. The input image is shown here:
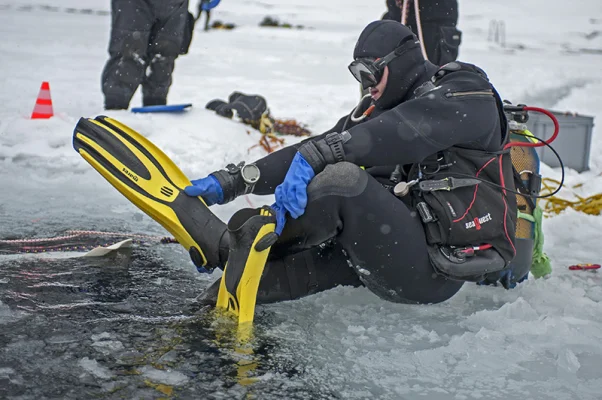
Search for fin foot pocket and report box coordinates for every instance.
[216,207,277,324]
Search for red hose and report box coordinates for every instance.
[503,106,560,150]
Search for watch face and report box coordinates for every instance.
[242,164,260,183]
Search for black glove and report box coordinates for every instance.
[205,92,268,123]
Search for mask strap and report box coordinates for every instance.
[373,38,420,70]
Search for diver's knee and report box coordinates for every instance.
[110,29,149,59]
[321,162,362,179]
[307,162,368,199]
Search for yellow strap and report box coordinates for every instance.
[259,112,273,134]
[522,129,538,144]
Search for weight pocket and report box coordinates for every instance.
[422,185,500,248]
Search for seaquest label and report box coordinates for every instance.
[465,213,492,230]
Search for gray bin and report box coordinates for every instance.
[524,111,595,172]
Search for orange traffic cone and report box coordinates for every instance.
[31,82,54,119]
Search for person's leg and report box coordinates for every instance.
[101,0,153,109]
[142,0,188,106]
[405,0,461,65]
[197,162,462,305]
[275,162,464,304]
[197,240,363,305]
[260,240,363,303]
[416,21,462,66]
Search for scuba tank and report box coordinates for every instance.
[479,104,559,288]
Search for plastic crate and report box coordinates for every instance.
[525,111,595,172]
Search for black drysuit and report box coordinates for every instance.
[102,0,189,109]
[201,21,516,306]
[383,0,461,66]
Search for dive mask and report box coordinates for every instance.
[348,38,420,90]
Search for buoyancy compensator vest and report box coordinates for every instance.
[406,62,518,283]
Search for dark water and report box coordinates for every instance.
[0,245,333,400]
[0,168,339,399]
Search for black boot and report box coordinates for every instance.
[142,97,167,107]
[104,96,130,110]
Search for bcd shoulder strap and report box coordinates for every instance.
[431,61,490,84]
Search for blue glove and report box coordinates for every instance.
[270,202,287,236]
[201,0,221,11]
[184,175,224,206]
[273,152,316,234]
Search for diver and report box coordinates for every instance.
[75,20,521,306]
[183,20,518,305]
[382,0,462,66]
[101,0,191,110]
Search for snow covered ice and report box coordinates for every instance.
[1,0,602,399]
